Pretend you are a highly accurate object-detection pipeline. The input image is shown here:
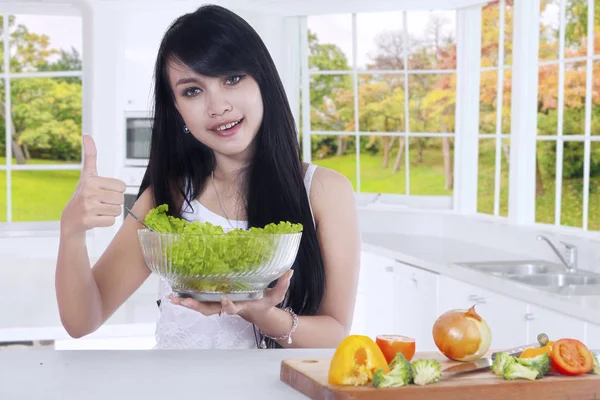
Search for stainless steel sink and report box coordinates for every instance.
[455,260,565,276]
[510,273,599,287]
[454,260,600,296]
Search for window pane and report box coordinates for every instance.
[10,14,82,73]
[310,74,354,132]
[539,0,560,62]
[12,170,79,222]
[563,61,586,135]
[308,14,352,71]
[596,0,600,56]
[406,10,456,70]
[478,138,495,214]
[535,140,556,224]
[538,65,559,136]
[499,138,510,217]
[480,70,498,134]
[502,69,512,133]
[0,79,5,161]
[591,61,600,135]
[359,135,406,194]
[588,141,600,230]
[356,11,404,70]
[311,135,356,189]
[409,136,453,196]
[560,140,584,228]
[11,77,82,165]
[564,0,587,59]
[358,74,405,132]
[409,73,456,133]
[482,0,514,67]
[0,170,5,222]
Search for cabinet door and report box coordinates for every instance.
[438,276,528,351]
[360,252,397,339]
[393,262,439,352]
[526,306,586,344]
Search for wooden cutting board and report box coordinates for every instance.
[280,350,600,400]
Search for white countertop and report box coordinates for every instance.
[0,348,334,400]
[361,232,600,326]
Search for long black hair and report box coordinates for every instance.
[137,5,326,348]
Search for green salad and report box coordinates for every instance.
[143,204,302,292]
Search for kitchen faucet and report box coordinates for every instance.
[536,234,578,273]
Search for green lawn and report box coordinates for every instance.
[0,157,80,222]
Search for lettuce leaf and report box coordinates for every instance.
[142,204,302,291]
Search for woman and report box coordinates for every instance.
[56,5,361,349]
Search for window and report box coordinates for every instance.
[0,13,83,223]
[535,0,599,230]
[478,0,513,217]
[303,9,456,200]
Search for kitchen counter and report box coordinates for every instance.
[361,232,600,326]
[0,348,335,400]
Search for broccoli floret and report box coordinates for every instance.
[372,353,413,388]
[410,359,441,386]
[592,353,600,374]
[517,353,550,378]
[491,352,515,376]
[503,362,539,381]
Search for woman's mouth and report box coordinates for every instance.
[214,118,243,137]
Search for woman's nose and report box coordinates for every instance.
[207,93,232,117]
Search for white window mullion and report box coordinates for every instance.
[554,0,567,226]
[454,6,482,214]
[4,13,11,223]
[352,13,360,192]
[403,11,410,195]
[582,0,594,230]
[494,0,506,216]
[299,17,311,164]
[508,0,540,224]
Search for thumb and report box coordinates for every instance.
[268,269,293,304]
[82,134,98,177]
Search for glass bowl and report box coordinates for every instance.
[137,229,302,302]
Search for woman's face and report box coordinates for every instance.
[167,61,264,160]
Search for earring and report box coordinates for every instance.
[183,125,190,134]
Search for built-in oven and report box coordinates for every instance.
[125,111,152,167]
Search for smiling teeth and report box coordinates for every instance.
[217,119,241,131]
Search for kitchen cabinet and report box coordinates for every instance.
[526,305,586,344]
[437,276,529,350]
[358,252,397,339]
[585,323,600,349]
[393,262,439,352]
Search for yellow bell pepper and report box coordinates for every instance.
[328,335,390,386]
[520,341,554,358]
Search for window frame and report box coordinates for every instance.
[0,5,84,224]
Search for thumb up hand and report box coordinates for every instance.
[60,134,127,238]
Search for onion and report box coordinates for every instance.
[432,305,492,361]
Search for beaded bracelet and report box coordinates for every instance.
[259,307,298,348]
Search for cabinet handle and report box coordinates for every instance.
[476,297,486,304]
[385,266,394,273]
[524,313,535,321]
[468,294,479,301]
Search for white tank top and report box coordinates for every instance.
[153,164,318,349]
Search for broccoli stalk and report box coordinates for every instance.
[516,353,550,378]
[503,362,539,381]
[410,359,441,386]
[491,352,515,376]
[372,353,413,388]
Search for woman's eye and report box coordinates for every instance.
[183,87,201,97]
[225,75,244,85]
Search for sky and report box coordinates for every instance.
[12,4,560,70]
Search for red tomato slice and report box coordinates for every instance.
[550,338,594,376]
[376,335,416,363]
